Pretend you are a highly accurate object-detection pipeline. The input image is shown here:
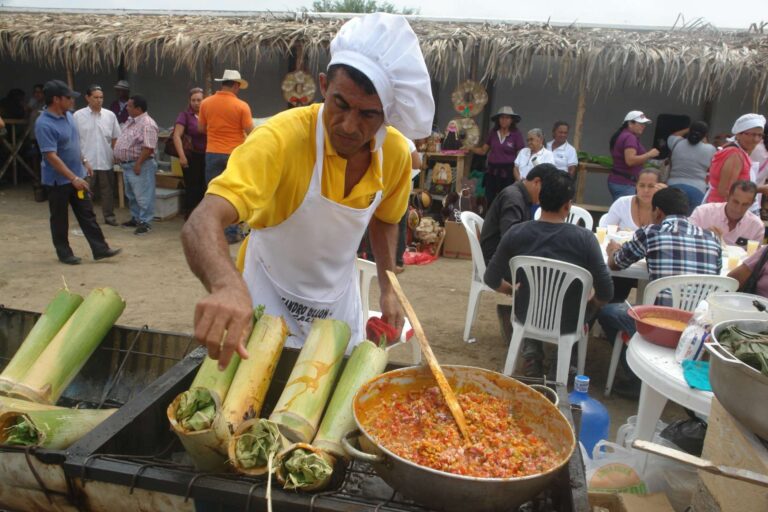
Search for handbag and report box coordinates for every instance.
[739,246,768,294]
[164,133,193,158]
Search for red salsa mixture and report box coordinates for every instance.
[361,386,560,478]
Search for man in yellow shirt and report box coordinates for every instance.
[182,13,434,368]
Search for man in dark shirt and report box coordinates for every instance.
[480,163,558,341]
[480,163,557,263]
[484,171,613,377]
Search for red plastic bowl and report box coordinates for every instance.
[627,305,693,348]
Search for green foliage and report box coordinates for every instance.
[309,0,419,15]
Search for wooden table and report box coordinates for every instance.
[113,166,183,209]
[420,151,473,199]
[0,118,37,184]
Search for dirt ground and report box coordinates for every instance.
[0,183,685,439]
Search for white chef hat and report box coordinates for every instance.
[732,113,766,134]
[328,13,435,141]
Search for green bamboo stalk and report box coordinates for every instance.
[0,289,83,394]
[0,408,117,449]
[10,287,125,404]
[269,319,351,443]
[312,340,388,459]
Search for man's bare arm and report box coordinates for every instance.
[181,195,252,369]
[368,216,405,332]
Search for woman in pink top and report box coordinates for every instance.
[707,113,765,203]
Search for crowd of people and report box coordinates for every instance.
[477,110,768,396]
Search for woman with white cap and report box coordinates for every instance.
[471,105,524,205]
[706,113,766,204]
[181,13,435,367]
[607,110,660,201]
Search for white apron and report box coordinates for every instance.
[243,105,383,349]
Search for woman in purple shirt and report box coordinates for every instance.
[472,105,525,206]
[607,110,660,201]
[173,87,207,218]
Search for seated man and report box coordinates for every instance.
[484,170,613,377]
[599,187,722,397]
[479,163,558,339]
[689,180,764,246]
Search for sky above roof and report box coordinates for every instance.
[0,0,759,30]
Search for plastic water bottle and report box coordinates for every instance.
[568,375,609,458]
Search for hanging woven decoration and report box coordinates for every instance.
[281,71,316,106]
[451,80,488,118]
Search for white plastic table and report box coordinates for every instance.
[626,333,713,441]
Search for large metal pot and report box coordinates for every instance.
[709,320,768,440]
[341,365,575,512]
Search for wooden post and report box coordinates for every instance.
[204,47,214,96]
[65,59,74,91]
[572,71,587,151]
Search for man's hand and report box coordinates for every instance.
[648,148,660,159]
[133,161,141,175]
[84,162,93,177]
[380,287,405,337]
[179,155,189,168]
[72,176,90,192]
[193,279,253,370]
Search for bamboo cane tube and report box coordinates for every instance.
[0,396,63,413]
[0,408,117,449]
[228,417,289,476]
[10,288,125,404]
[312,340,388,459]
[221,314,287,428]
[0,289,83,394]
[275,442,336,491]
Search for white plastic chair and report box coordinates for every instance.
[459,211,496,342]
[504,255,594,384]
[604,274,738,397]
[534,204,593,230]
[355,258,420,364]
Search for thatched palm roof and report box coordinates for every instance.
[1,10,767,104]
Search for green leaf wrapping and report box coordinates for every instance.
[176,389,216,431]
[719,326,768,377]
[234,419,282,469]
[282,448,333,490]
[4,417,40,446]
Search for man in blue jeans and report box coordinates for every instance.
[113,95,159,235]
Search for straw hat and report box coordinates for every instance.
[491,106,521,123]
[214,69,249,89]
[113,80,130,90]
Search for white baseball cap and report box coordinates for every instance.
[624,110,652,124]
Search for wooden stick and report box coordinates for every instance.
[633,440,768,488]
[386,271,472,444]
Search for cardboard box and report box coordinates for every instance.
[588,492,675,512]
[442,220,472,259]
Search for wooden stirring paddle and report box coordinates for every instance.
[386,270,472,444]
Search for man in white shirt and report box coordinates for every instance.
[546,121,578,176]
[74,85,121,226]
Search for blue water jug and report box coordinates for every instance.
[568,375,609,458]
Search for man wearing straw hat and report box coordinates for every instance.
[182,13,434,369]
[199,69,254,244]
[109,80,131,125]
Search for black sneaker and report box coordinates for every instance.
[104,217,119,226]
[94,248,122,260]
[122,218,138,228]
[134,223,151,236]
[59,255,82,265]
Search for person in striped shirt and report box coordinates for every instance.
[598,187,722,397]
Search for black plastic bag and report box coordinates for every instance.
[660,409,707,456]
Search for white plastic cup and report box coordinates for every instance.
[747,240,759,256]
[728,253,740,270]
[606,224,618,234]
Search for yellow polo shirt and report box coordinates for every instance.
[206,103,412,230]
